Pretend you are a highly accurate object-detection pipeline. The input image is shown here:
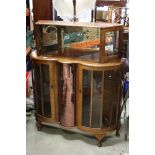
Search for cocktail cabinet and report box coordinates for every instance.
[31,20,123,146]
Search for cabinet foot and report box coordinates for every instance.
[115,131,120,137]
[36,121,42,131]
[97,141,102,147]
[94,134,105,147]
[116,122,121,137]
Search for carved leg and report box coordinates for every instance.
[94,134,105,147]
[36,121,42,131]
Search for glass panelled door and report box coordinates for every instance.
[32,62,55,120]
[78,65,121,129]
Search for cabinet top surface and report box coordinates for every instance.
[31,51,123,68]
[35,20,122,29]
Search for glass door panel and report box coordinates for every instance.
[33,63,42,115]
[79,66,121,129]
[82,70,92,127]
[32,62,53,118]
[41,64,51,118]
[110,70,121,126]
[34,63,40,81]
[91,71,103,128]
[102,70,114,128]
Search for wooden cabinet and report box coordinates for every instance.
[31,21,124,146]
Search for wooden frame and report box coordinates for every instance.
[31,59,57,126]
[77,64,122,128]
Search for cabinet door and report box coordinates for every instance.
[32,62,55,121]
[78,65,121,130]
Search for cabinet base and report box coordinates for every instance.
[35,114,119,146]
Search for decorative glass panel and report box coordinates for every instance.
[82,70,92,127]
